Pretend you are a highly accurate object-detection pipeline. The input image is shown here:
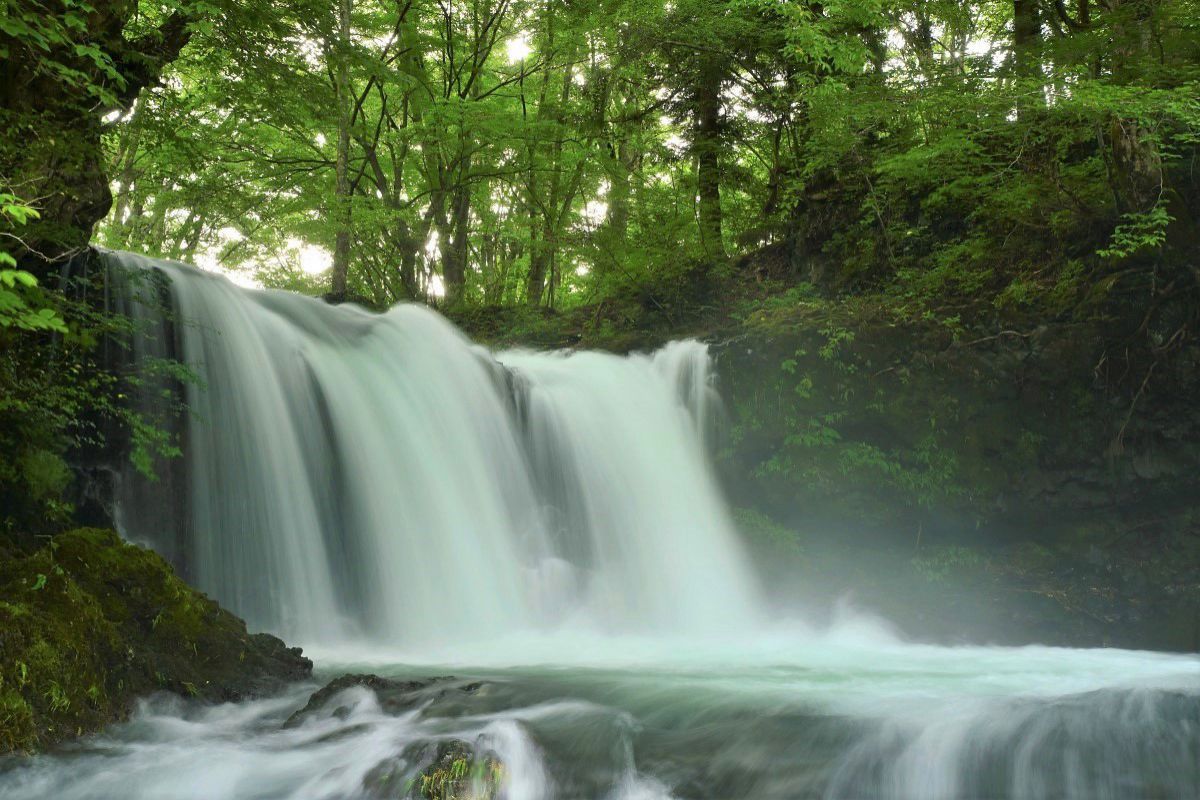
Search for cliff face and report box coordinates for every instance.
[714,301,1200,651]
[0,528,311,753]
[718,307,1199,532]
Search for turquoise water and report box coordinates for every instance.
[3,622,1197,799]
[18,252,1188,799]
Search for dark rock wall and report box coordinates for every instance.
[714,309,1200,650]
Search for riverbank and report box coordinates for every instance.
[0,528,311,753]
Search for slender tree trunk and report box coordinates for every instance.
[330,0,353,300]
[608,147,631,242]
[167,209,198,259]
[181,212,206,261]
[1011,0,1046,126]
[442,175,471,306]
[524,7,557,306]
[909,9,936,76]
[526,219,548,306]
[108,101,145,247]
[695,55,725,264]
[126,193,148,250]
[392,220,419,300]
[143,196,169,255]
[600,137,633,271]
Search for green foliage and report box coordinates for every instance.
[19,450,72,504]
[732,508,804,556]
[724,295,995,530]
[0,528,310,753]
[0,197,67,333]
[911,546,988,584]
[0,0,1193,335]
[0,1,124,107]
[1097,206,1173,260]
[0,269,68,333]
[0,254,188,534]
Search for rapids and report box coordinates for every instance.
[1,627,1196,799]
[1,252,1195,799]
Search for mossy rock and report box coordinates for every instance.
[286,673,452,728]
[412,740,504,800]
[0,528,311,753]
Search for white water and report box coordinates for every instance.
[109,252,761,644]
[5,252,1195,799]
[2,626,1196,799]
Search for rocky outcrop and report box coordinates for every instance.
[411,740,504,800]
[285,674,501,799]
[285,673,487,729]
[716,304,1200,651]
[0,528,311,753]
[716,307,1200,536]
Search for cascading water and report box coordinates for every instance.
[2,251,1196,800]
[107,250,762,644]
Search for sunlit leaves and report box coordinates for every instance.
[84,0,1200,321]
[1098,206,1173,260]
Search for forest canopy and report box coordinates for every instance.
[1,1,1198,510]
[1,0,1187,321]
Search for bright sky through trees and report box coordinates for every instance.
[82,0,1198,315]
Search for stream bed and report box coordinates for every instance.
[3,626,1197,800]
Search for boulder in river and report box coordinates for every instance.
[284,673,487,728]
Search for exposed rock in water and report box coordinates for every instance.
[410,740,504,800]
[0,528,311,753]
[285,673,486,728]
[353,736,505,800]
[282,674,502,798]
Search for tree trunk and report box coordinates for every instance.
[600,137,634,271]
[329,0,354,300]
[695,55,725,264]
[0,8,194,274]
[442,177,471,306]
[107,101,146,248]
[526,216,549,306]
[1106,0,1163,214]
[1013,0,1042,76]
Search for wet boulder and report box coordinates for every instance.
[409,739,505,800]
[284,673,486,728]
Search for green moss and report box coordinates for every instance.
[19,450,71,503]
[0,528,311,753]
[910,546,989,584]
[414,741,504,800]
[0,539,119,752]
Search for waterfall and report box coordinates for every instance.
[105,251,763,645]
[5,250,1193,800]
